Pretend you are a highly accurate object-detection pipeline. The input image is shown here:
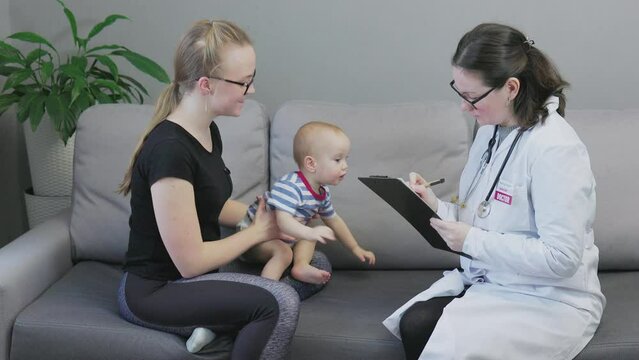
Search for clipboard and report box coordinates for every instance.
[359,176,471,259]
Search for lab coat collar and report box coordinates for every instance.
[493,96,559,157]
[493,126,522,158]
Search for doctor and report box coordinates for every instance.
[385,23,605,359]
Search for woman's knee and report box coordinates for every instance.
[311,251,332,273]
[248,285,282,323]
[270,280,300,310]
[400,303,423,336]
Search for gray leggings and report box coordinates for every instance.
[119,251,331,360]
[224,250,332,301]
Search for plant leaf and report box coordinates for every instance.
[0,41,24,65]
[71,56,88,72]
[0,93,21,115]
[89,85,113,104]
[14,83,40,93]
[8,32,57,53]
[0,65,21,76]
[28,94,47,131]
[3,69,33,91]
[86,44,127,54]
[133,87,144,103]
[77,38,88,50]
[87,14,129,40]
[58,93,75,144]
[56,0,78,46]
[40,61,54,82]
[17,92,38,124]
[45,91,75,143]
[25,48,50,65]
[45,91,66,130]
[118,76,144,103]
[70,90,92,119]
[0,41,21,57]
[71,77,86,104]
[92,54,119,81]
[119,74,149,96]
[91,79,123,98]
[59,63,86,79]
[112,49,170,83]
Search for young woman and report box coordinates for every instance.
[117,20,304,359]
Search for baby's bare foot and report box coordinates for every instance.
[291,264,331,284]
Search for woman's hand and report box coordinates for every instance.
[409,172,439,211]
[251,196,295,242]
[430,218,471,252]
[306,225,336,244]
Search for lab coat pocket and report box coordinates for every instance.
[493,178,532,232]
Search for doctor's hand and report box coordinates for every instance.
[409,172,439,212]
[430,218,471,252]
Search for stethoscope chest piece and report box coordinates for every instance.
[477,200,491,218]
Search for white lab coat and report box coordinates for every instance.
[383,97,605,359]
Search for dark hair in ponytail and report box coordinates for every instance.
[452,23,569,129]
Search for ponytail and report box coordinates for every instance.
[511,46,569,128]
[117,82,181,195]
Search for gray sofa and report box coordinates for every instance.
[0,99,637,360]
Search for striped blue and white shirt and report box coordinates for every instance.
[248,171,336,223]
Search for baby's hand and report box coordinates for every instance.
[352,246,376,265]
[307,225,336,244]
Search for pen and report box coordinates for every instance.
[426,178,445,187]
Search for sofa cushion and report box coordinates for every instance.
[291,270,639,360]
[573,271,639,359]
[10,261,233,360]
[270,101,471,270]
[293,270,444,359]
[70,101,269,263]
[568,109,639,270]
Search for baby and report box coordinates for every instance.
[242,120,376,284]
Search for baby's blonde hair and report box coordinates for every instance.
[293,121,346,168]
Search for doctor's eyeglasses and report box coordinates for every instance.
[449,80,495,110]
[210,69,256,95]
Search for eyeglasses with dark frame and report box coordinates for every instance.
[210,69,256,95]
[449,80,496,110]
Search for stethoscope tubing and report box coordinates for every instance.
[458,125,524,216]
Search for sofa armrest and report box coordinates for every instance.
[0,209,73,360]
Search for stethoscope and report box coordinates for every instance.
[455,125,524,218]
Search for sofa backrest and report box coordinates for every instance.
[270,100,472,270]
[70,101,270,264]
[568,109,639,270]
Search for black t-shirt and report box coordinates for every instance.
[123,120,233,281]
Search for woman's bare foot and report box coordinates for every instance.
[291,263,331,284]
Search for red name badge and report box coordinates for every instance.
[494,190,512,205]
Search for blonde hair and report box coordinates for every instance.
[293,121,346,167]
[118,20,252,195]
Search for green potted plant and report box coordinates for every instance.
[0,0,169,227]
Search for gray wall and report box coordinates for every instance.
[1,0,638,243]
